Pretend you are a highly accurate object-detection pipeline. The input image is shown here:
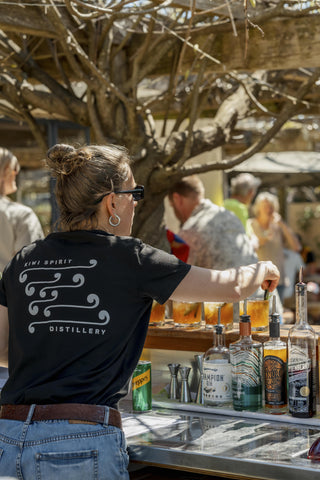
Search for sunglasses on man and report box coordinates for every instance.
[95,185,144,204]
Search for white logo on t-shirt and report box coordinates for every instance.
[19,259,110,334]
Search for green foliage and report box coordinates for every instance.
[297,205,320,231]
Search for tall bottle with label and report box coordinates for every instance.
[229,309,263,411]
[202,307,232,406]
[263,296,287,414]
[288,268,318,418]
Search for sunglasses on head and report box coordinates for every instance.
[95,185,144,204]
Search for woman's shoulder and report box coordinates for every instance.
[3,198,35,218]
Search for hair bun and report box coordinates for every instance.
[46,144,78,176]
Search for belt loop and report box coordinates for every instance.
[26,404,36,425]
[103,406,109,427]
[18,404,36,446]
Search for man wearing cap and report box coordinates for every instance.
[224,173,261,232]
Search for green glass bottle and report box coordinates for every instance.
[229,311,263,411]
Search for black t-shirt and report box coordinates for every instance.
[0,230,190,408]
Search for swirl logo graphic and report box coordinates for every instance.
[19,259,110,334]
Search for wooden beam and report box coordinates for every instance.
[129,15,320,74]
[1,5,320,74]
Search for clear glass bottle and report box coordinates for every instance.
[263,297,287,414]
[229,312,263,411]
[202,308,232,406]
[288,269,318,418]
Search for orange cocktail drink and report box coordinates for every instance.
[172,301,202,327]
[204,302,233,330]
[240,298,269,331]
[149,300,166,326]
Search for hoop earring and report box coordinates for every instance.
[109,214,121,227]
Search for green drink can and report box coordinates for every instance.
[132,360,152,412]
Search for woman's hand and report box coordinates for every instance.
[259,260,280,292]
[272,212,282,224]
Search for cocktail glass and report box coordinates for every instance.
[240,298,269,331]
[172,301,202,327]
[204,302,233,331]
[149,300,166,326]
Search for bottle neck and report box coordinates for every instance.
[213,327,226,348]
[295,282,308,326]
[269,314,280,339]
[239,321,251,338]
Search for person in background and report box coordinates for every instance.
[0,147,44,272]
[168,175,258,270]
[0,148,44,389]
[0,144,280,479]
[296,233,318,276]
[248,191,301,303]
[224,172,261,232]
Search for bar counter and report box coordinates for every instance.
[122,321,320,478]
[122,402,320,479]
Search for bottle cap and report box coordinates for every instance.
[240,314,250,323]
[214,324,223,335]
[296,266,307,295]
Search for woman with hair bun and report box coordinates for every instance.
[0,144,280,479]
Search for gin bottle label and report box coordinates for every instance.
[264,354,287,406]
[203,360,232,404]
[231,348,262,411]
[288,345,313,415]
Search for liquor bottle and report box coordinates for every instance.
[202,307,232,406]
[263,296,287,414]
[229,309,263,411]
[288,268,318,418]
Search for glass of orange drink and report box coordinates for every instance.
[240,298,269,331]
[204,302,233,331]
[172,301,202,327]
[149,300,166,326]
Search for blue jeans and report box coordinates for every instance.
[0,405,129,479]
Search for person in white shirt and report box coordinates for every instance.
[0,148,44,272]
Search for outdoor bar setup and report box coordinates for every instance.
[121,270,320,479]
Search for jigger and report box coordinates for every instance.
[179,366,192,403]
[194,354,204,405]
[168,363,180,400]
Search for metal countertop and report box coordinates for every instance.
[121,403,320,479]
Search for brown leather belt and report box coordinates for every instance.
[0,404,122,430]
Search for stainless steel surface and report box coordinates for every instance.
[179,366,191,403]
[122,403,320,479]
[168,363,180,400]
[152,396,320,427]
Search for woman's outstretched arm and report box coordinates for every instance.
[170,261,279,303]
